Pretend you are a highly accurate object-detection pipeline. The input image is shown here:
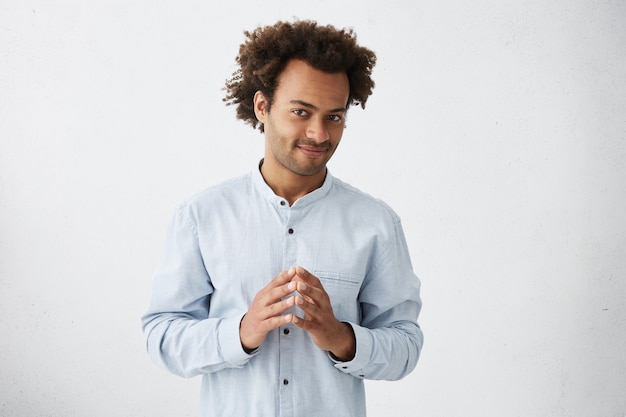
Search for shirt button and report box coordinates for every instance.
[280,201,286,206]
[283,379,289,385]
[288,228,294,234]
[283,328,290,335]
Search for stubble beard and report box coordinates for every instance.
[264,118,337,177]
[282,140,334,177]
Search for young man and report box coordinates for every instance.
[142,20,423,417]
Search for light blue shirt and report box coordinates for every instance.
[142,165,423,417]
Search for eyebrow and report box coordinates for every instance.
[290,100,347,114]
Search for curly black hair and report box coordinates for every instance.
[223,20,376,132]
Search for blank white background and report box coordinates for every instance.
[1,1,625,416]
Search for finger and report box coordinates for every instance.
[269,267,297,288]
[294,276,331,306]
[290,313,316,332]
[296,294,325,318]
[290,313,304,326]
[295,265,309,276]
[258,270,298,305]
[293,281,316,305]
[266,294,296,317]
[264,313,294,331]
[266,280,298,304]
[242,310,294,349]
[294,266,319,283]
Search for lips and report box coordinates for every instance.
[298,146,328,157]
[296,141,331,158]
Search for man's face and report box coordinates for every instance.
[255,59,350,177]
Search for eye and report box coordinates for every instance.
[293,109,308,117]
[328,114,343,122]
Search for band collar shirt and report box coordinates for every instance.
[142,164,423,417]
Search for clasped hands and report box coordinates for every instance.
[239,266,356,361]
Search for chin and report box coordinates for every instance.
[292,164,326,177]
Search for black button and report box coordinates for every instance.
[288,228,294,234]
[283,329,290,335]
[280,201,286,206]
[283,379,289,385]
[342,366,348,369]
[359,375,365,378]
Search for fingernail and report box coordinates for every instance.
[288,281,296,291]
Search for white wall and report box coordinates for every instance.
[1,1,625,416]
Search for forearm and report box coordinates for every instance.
[143,312,251,378]
[339,215,423,380]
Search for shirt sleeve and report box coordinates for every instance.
[332,214,423,381]
[141,204,255,378]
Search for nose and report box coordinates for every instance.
[305,117,330,143]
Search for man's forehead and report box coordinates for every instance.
[274,60,350,109]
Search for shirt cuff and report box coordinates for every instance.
[217,313,258,367]
[330,322,372,378]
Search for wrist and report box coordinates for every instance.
[239,314,261,352]
[329,322,356,361]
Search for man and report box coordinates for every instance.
[142,20,423,417]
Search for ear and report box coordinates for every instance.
[253,90,268,123]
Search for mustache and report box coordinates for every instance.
[295,140,332,150]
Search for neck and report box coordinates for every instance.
[259,159,326,206]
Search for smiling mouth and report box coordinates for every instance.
[297,146,329,157]
[296,141,331,158]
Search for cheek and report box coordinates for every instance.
[267,114,300,137]
[330,128,344,146]
[265,124,296,153]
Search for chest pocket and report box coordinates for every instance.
[315,271,362,323]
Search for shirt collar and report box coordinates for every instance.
[251,159,334,208]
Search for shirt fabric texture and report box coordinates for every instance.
[141,165,423,417]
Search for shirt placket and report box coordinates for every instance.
[278,199,300,416]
